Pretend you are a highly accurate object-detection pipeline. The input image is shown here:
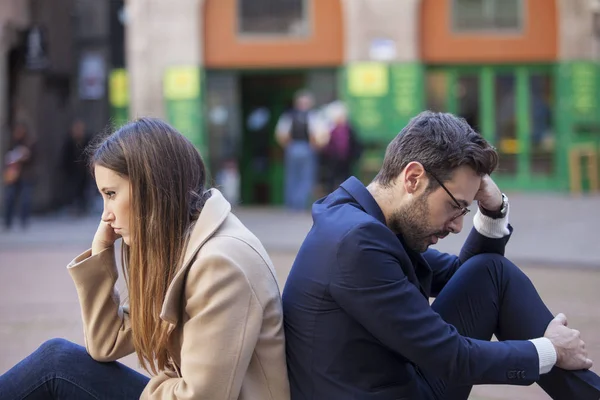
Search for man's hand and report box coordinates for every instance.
[475,174,503,212]
[544,313,593,370]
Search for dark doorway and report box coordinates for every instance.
[239,72,305,205]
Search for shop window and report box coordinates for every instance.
[495,74,518,175]
[529,74,554,175]
[452,0,523,32]
[238,0,309,36]
[457,74,480,132]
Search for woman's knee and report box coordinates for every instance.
[36,338,88,370]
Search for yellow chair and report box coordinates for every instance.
[568,143,599,194]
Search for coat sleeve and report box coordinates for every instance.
[141,241,264,400]
[330,223,540,386]
[67,246,135,361]
[425,219,514,296]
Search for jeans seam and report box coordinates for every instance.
[18,373,101,400]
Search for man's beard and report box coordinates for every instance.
[389,194,447,253]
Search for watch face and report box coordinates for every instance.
[500,194,508,214]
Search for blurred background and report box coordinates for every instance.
[0,1,599,399]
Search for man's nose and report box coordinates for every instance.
[448,216,464,234]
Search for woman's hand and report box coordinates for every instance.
[91,220,120,256]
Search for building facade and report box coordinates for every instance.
[0,0,124,212]
[119,0,600,203]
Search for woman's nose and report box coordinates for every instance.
[101,210,114,222]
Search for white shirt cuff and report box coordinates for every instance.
[473,202,510,239]
[529,337,557,374]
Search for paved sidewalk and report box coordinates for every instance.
[2,192,599,267]
[0,193,599,400]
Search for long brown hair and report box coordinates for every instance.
[89,118,208,374]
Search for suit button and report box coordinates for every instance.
[519,371,526,379]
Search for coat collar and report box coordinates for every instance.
[160,188,231,324]
[340,177,387,226]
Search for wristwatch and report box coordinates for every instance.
[480,193,509,219]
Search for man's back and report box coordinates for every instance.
[282,176,554,399]
[282,181,431,399]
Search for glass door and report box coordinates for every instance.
[425,65,559,191]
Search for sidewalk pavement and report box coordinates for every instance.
[1,192,599,267]
[1,193,599,400]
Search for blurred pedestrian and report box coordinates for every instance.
[61,119,91,216]
[275,90,328,211]
[2,122,36,230]
[0,118,290,400]
[322,101,362,194]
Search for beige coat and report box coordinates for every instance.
[67,189,290,400]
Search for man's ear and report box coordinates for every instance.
[403,162,427,195]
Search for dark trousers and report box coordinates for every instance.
[422,254,600,400]
[3,179,33,229]
[0,339,149,399]
[285,141,316,211]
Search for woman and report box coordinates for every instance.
[321,101,362,194]
[0,118,290,399]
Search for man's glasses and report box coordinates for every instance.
[424,169,470,221]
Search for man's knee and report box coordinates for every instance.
[463,253,519,278]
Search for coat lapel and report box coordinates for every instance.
[393,234,433,298]
[159,189,231,325]
[340,177,433,298]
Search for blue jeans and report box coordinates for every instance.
[0,338,149,399]
[3,179,33,228]
[422,254,600,399]
[284,141,316,211]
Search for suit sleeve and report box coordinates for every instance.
[423,249,461,297]
[329,223,539,386]
[425,209,513,295]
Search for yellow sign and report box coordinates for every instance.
[164,66,201,100]
[109,69,128,107]
[500,138,519,155]
[348,63,389,97]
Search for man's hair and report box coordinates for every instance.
[374,111,499,189]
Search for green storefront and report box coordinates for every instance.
[109,61,599,204]
[343,62,600,193]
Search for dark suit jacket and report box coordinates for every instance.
[282,177,540,399]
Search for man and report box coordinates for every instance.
[275,90,328,210]
[282,111,600,399]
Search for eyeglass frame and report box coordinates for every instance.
[423,167,470,221]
